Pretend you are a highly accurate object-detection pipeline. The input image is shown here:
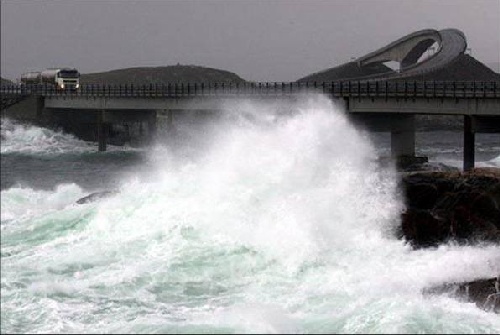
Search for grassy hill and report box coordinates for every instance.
[297,62,394,83]
[297,55,500,83]
[80,64,247,85]
[485,62,499,74]
[403,54,500,81]
[1,77,13,85]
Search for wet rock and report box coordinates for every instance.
[397,155,429,171]
[405,182,438,209]
[423,277,500,314]
[400,168,500,248]
[401,169,500,313]
[471,192,500,225]
[402,172,457,196]
[76,190,119,204]
[401,209,450,248]
[403,161,460,173]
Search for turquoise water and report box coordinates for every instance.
[1,96,500,333]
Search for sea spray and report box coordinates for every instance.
[0,117,140,155]
[1,95,499,333]
[0,117,148,191]
[0,118,94,155]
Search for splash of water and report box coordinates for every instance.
[1,95,499,333]
[0,118,138,155]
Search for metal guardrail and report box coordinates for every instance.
[1,81,499,99]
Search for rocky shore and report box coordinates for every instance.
[399,167,500,313]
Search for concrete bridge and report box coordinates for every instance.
[2,27,499,170]
[2,80,499,171]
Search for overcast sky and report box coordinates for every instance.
[1,0,499,82]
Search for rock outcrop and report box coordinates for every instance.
[399,168,500,313]
[423,277,499,314]
[76,190,119,204]
[400,168,500,248]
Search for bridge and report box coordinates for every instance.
[2,28,500,170]
[354,28,467,80]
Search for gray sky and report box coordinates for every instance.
[1,0,499,82]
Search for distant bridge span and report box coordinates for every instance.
[356,28,467,80]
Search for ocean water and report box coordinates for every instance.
[1,95,499,334]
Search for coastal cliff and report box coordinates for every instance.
[399,168,500,313]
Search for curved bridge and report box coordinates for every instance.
[355,28,467,80]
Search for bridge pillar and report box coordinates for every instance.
[165,110,173,132]
[390,114,416,158]
[36,96,45,120]
[148,110,157,143]
[159,109,176,138]
[464,115,475,171]
[97,110,107,152]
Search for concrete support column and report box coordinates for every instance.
[36,96,45,120]
[97,110,107,152]
[464,115,475,171]
[148,110,158,143]
[390,115,416,158]
[165,109,173,133]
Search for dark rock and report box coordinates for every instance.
[405,182,439,209]
[401,209,450,248]
[471,193,500,227]
[404,161,460,173]
[76,190,119,204]
[423,277,500,313]
[400,169,500,247]
[396,155,429,171]
[400,170,500,313]
[449,205,478,242]
[403,172,457,195]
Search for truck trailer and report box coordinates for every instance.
[21,68,80,90]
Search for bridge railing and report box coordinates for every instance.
[330,81,499,98]
[73,82,325,97]
[1,81,499,98]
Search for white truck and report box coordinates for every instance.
[21,68,80,90]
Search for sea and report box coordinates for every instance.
[1,95,500,334]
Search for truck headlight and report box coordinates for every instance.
[75,84,80,89]
[60,84,65,89]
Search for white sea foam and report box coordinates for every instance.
[0,118,138,155]
[489,154,500,167]
[0,183,85,224]
[1,96,499,334]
